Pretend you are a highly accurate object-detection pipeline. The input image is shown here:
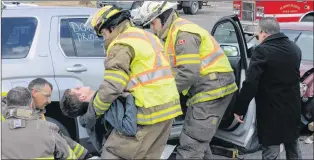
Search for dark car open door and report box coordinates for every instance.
[211,15,258,149]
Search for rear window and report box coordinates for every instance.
[1,17,37,59]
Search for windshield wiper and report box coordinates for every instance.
[294,32,302,43]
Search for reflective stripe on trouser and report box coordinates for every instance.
[186,82,238,106]
[176,94,233,159]
[136,99,182,125]
[73,143,85,158]
[117,30,165,68]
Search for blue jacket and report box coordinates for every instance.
[79,92,137,153]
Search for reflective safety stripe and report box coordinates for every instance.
[1,92,7,97]
[167,19,194,67]
[104,70,130,87]
[176,54,200,66]
[137,100,183,125]
[126,66,173,90]
[187,82,238,106]
[34,156,54,159]
[41,114,46,121]
[2,114,5,121]
[200,37,225,71]
[93,93,111,116]
[67,146,77,160]
[117,31,164,67]
[73,144,85,158]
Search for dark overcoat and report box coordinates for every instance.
[234,33,302,145]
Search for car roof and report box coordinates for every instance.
[280,22,313,31]
[2,3,98,16]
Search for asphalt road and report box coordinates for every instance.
[167,2,314,159]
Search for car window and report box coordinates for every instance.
[1,17,37,59]
[212,21,241,57]
[60,18,105,57]
[213,22,238,44]
[281,29,313,61]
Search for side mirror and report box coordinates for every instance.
[247,45,257,58]
[220,45,239,57]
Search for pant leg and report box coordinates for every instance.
[101,119,173,159]
[284,139,302,160]
[262,145,280,160]
[143,120,173,159]
[176,94,233,159]
[204,94,234,159]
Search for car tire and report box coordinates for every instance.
[189,1,199,15]
[46,117,71,138]
[300,15,314,22]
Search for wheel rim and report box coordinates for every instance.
[192,2,198,12]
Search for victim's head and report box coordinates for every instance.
[60,86,94,118]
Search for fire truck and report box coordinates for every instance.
[233,1,314,22]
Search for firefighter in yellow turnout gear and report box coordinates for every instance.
[85,5,182,159]
[138,1,238,159]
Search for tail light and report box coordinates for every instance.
[256,6,264,17]
[233,4,240,15]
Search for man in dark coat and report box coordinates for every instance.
[233,17,302,159]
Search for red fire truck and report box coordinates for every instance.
[233,1,314,22]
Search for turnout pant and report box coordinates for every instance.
[176,93,233,159]
[262,139,302,160]
[101,119,173,159]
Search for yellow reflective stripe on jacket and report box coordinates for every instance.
[1,92,7,97]
[200,37,225,71]
[126,66,173,90]
[67,146,77,159]
[34,156,54,159]
[73,143,85,158]
[176,54,200,66]
[93,93,111,116]
[2,114,6,121]
[137,100,182,125]
[187,82,238,106]
[104,70,130,87]
[41,114,46,121]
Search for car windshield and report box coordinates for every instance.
[281,29,313,61]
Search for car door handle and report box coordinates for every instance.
[66,64,87,72]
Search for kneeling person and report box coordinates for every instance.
[2,87,76,159]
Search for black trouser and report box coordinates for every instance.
[262,139,302,160]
